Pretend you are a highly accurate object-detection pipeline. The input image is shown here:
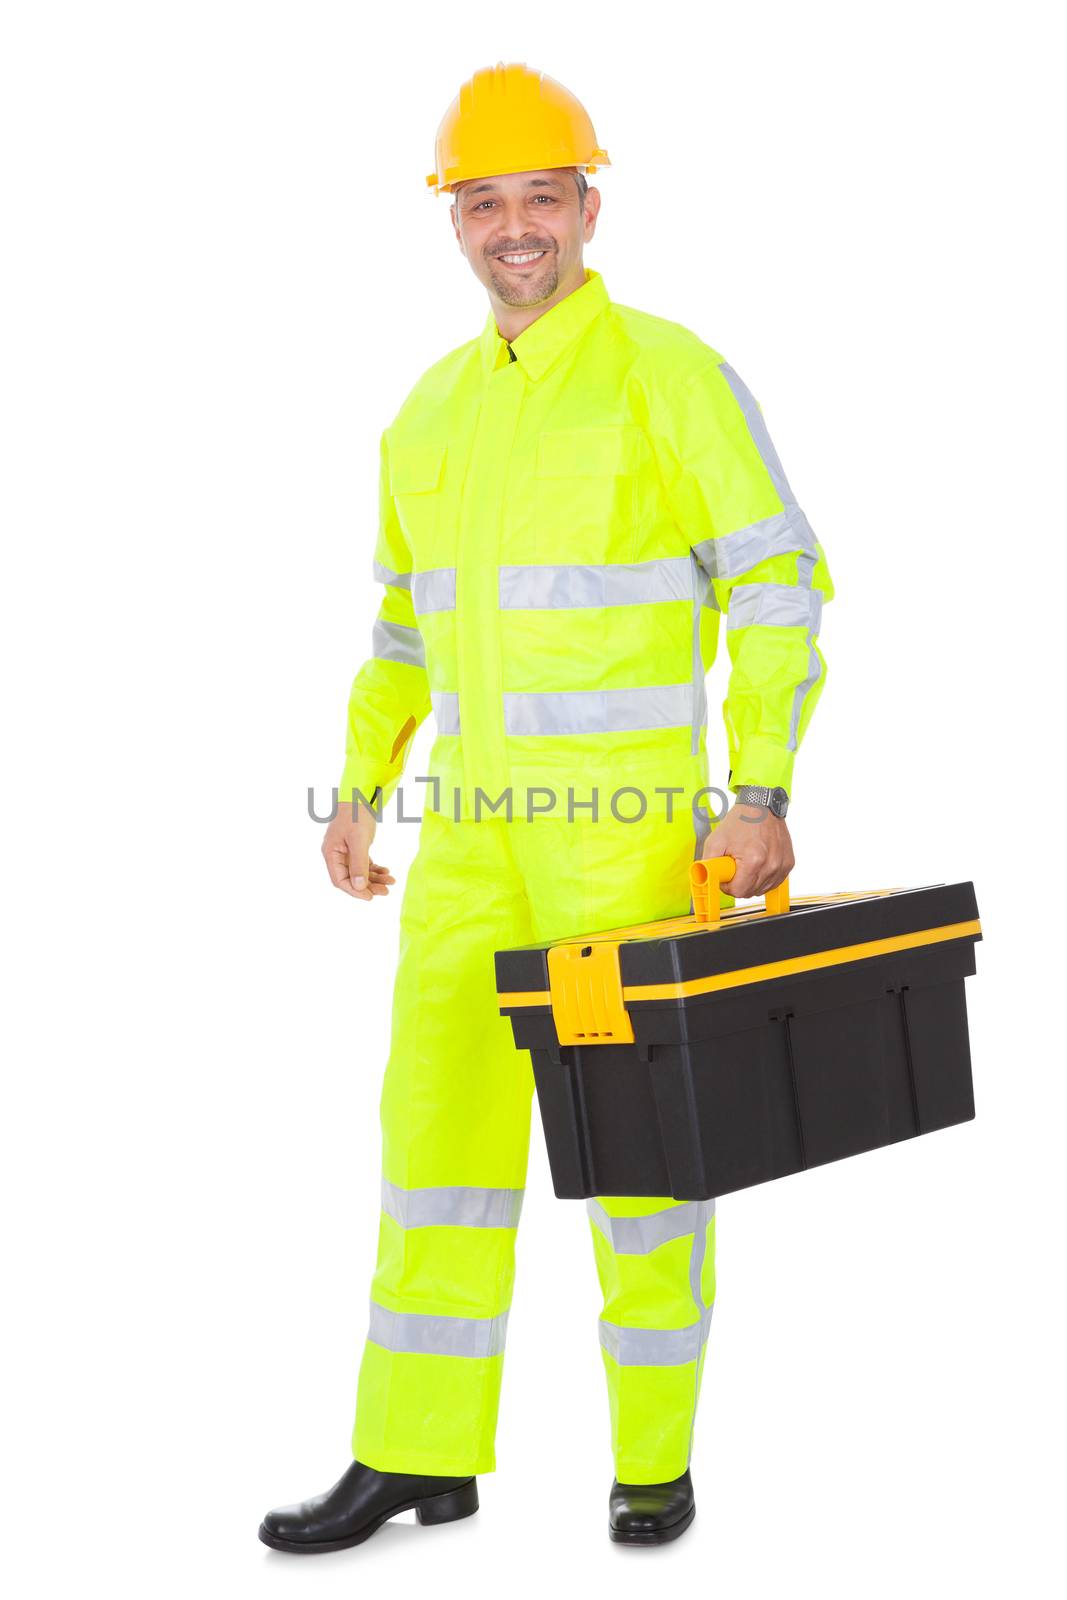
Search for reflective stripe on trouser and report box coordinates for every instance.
[587,1197,716,1483]
[353,801,717,1480]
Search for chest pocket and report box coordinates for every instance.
[533,425,646,566]
[388,441,448,560]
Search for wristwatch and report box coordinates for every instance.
[735,784,790,819]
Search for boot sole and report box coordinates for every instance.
[609,1502,695,1545]
[258,1480,479,1553]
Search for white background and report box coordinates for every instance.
[2,2,1063,1595]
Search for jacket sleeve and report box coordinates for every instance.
[652,356,834,796]
[338,431,432,808]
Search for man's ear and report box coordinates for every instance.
[582,186,602,242]
[450,200,465,255]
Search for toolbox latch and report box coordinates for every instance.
[546,940,635,1046]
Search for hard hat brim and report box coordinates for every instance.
[428,153,610,196]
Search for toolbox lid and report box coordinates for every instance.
[496,882,981,1042]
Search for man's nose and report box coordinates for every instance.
[494,197,542,242]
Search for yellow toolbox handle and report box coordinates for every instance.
[690,856,791,924]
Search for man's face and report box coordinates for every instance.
[450,168,600,307]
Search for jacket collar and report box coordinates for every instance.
[478,267,609,382]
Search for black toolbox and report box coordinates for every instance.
[495,860,982,1200]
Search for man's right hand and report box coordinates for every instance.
[321,800,396,902]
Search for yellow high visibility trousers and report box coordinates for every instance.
[352,802,716,1484]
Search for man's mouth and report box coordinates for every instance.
[494,250,549,268]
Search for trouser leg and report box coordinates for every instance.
[587,1196,716,1483]
[352,813,535,1476]
[509,801,715,1485]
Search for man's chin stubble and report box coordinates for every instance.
[488,262,560,307]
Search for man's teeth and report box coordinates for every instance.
[499,251,546,264]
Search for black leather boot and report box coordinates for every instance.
[609,1469,695,1544]
[259,1459,479,1553]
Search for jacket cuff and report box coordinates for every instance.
[338,760,389,810]
[729,738,796,795]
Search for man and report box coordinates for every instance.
[260,62,832,1553]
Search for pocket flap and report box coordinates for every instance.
[535,425,645,478]
[389,441,447,494]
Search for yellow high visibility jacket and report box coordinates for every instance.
[339,268,833,819]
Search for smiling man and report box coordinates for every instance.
[260,62,833,1555]
[464,167,593,309]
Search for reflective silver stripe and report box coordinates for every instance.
[715,361,826,748]
[688,1200,713,1321]
[692,509,819,584]
[373,561,412,589]
[685,1200,715,1465]
[503,684,692,736]
[796,546,817,588]
[692,804,712,858]
[412,568,457,614]
[598,1306,714,1367]
[690,553,710,756]
[789,633,823,750]
[382,1180,524,1230]
[595,1197,715,1374]
[499,558,693,610]
[727,584,823,632]
[432,691,461,734]
[705,361,821,590]
[586,1198,715,1255]
[718,361,798,512]
[368,1303,509,1358]
[372,618,425,668]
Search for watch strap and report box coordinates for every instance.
[736,784,789,817]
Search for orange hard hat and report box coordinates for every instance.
[426,62,610,195]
